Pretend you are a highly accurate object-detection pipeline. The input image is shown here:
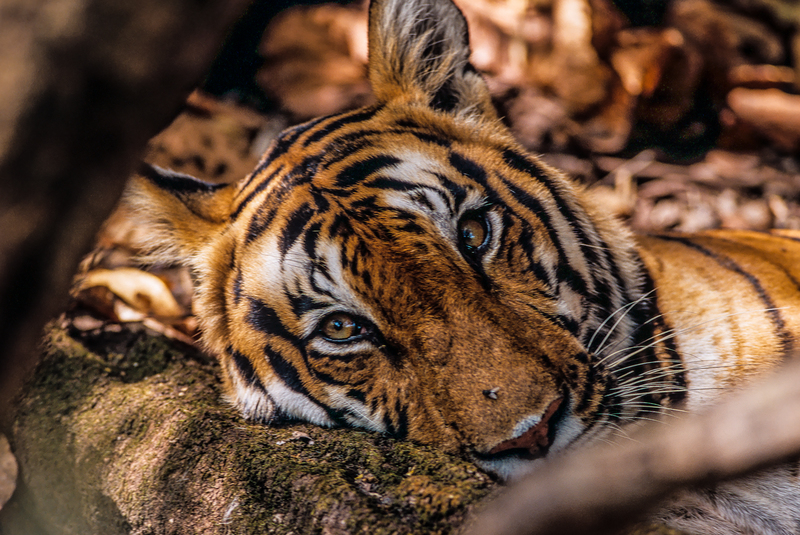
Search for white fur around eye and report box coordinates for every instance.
[308,337,375,355]
[478,209,502,263]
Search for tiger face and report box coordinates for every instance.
[128,0,681,479]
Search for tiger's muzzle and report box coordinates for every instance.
[486,395,565,458]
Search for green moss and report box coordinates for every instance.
[8,324,684,535]
[11,324,498,534]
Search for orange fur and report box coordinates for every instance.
[125,0,800,531]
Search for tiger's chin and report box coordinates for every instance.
[472,449,550,481]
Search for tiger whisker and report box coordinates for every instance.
[587,289,657,355]
[596,306,792,374]
[593,309,667,360]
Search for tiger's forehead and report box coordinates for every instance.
[233,144,494,331]
[333,148,488,214]
[231,103,515,224]
[238,145,487,278]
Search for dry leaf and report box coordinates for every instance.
[0,433,17,510]
[75,268,185,319]
[727,88,800,150]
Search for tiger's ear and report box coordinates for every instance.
[123,163,237,265]
[367,0,496,119]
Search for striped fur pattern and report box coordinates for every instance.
[126,0,800,532]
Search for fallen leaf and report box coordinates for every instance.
[75,268,185,319]
[0,433,18,510]
[727,88,800,150]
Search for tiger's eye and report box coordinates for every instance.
[321,313,358,341]
[459,216,487,250]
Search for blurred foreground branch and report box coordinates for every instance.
[0,0,251,426]
[466,359,800,535]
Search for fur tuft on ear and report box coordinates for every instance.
[368,0,495,119]
[123,163,237,266]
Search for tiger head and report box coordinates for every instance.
[128,0,677,479]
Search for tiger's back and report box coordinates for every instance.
[126,0,800,532]
[639,229,800,409]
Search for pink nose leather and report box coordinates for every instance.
[487,397,563,456]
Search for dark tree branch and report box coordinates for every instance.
[0,0,253,427]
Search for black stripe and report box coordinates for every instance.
[243,161,321,242]
[388,397,409,439]
[138,162,227,196]
[336,155,402,188]
[392,118,454,146]
[328,212,354,238]
[502,149,586,243]
[436,172,468,209]
[350,195,379,210]
[341,240,353,272]
[361,269,373,290]
[662,235,792,355]
[227,346,266,393]
[264,345,309,396]
[308,263,335,299]
[231,164,284,221]
[776,233,800,244]
[286,291,326,318]
[248,299,349,424]
[395,118,421,129]
[303,107,381,146]
[365,176,418,191]
[506,151,623,320]
[502,150,610,301]
[235,154,320,224]
[247,297,296,343]
[712,234,800,296]
[320,124,449,170]
[501,177,589,298]
[238,116,328,192]
[280,203,316,256]
[347,389,367,403]
[511,218,557,290]
[409,190,437,212]
[271,116,328,156]
[398,221,425,235]
[303,221,322,260]
[501,149,556,190]
[573,361,603,415]
[310,188,330,213]
[449,152,488,187]
[619,268,686,407]
[232,269,243,305]
[260,332,348,425]
[311,369,353,388]
[412,131,451,147]
[246,204,278,245]
[307,349,362,364]
[318,131,382,170]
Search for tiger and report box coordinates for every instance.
[126,0,800,532]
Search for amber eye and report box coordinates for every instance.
[321,313,361,342]
[458,214,488,252]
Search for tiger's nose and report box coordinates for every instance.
[487,396,564,457]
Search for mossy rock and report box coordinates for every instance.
[5,324,496,535]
